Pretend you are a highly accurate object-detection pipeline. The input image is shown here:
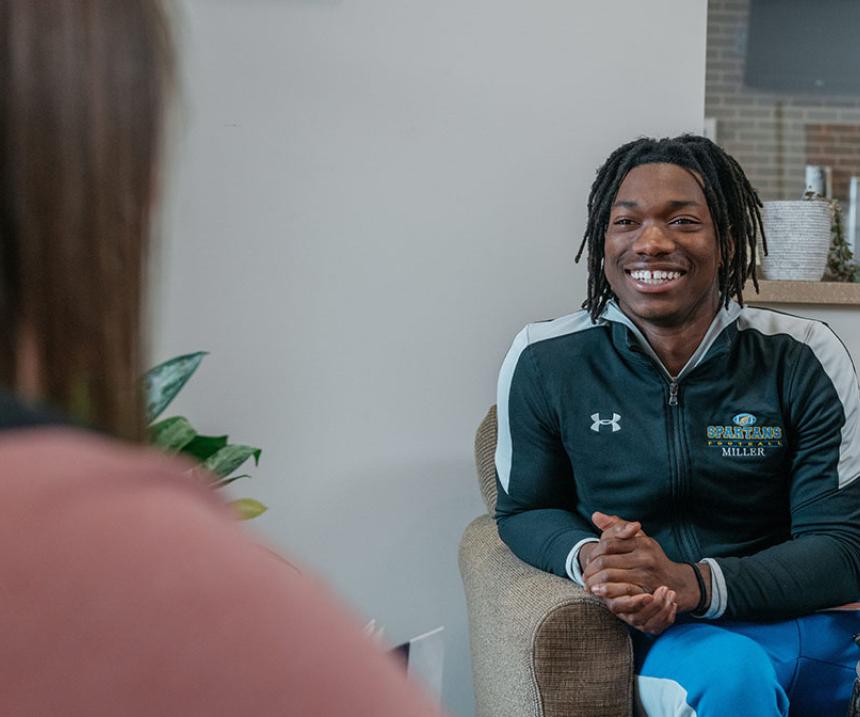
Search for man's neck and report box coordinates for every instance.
[625,300,721,378]
[639,323,710,377]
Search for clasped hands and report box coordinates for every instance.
[578,512,707,635]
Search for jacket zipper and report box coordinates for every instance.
[668,379,679,406]
[664,376,698,561]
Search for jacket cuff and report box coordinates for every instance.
[565,537,600,585]
[693,558,728,619]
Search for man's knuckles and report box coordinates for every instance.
[586,552,644,576]
[593,537,636,556]
[585,565,625,585]
[591,536,654,562]
[607,521,639,538]
[588,555,606,573]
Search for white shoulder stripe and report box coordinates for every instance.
[495,311,601,494]
[737,308,860,489]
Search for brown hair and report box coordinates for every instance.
[0,1,174,440]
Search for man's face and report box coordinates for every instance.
[603,162,722,330]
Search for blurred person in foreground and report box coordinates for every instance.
[0,3,440,715]
[495,135,860,716]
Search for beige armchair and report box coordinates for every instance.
[459,406,634,717]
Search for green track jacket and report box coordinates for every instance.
[494,301,860,620]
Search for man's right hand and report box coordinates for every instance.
[579,513,678,635]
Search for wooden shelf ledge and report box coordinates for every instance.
[743,280,860,305]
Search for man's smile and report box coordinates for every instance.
[624,267,687,291]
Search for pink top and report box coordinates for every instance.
[0,428,443,716]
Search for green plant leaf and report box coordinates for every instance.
[180,434,229,463]
[143,352,207,422]
[230,498,267,520]
[203,444,262,479]
[212,474,250,489]
[148,416,197,453]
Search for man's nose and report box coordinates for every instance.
[632,221,674,255]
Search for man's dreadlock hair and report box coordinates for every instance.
[574,134,766,322]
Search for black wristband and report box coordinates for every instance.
[686,561,709,616]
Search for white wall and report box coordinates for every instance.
[153,2,708,715]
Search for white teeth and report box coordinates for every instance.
[629,270,682,284]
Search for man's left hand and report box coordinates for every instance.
[583,513,703,614]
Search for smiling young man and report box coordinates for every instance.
[494,135,860,716]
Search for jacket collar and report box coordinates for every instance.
[602,300,741,380]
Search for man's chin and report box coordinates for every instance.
[617,294,722,331]
[618,298,684,326]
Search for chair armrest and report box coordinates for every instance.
[459,514,633,717]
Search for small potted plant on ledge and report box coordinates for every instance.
[823,199,857,283]
[143,352,266,520]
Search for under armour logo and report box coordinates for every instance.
[590,413,621,433]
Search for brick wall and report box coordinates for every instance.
[806,123,860,201]
[706,0,860,202]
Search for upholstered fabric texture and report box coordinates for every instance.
[460,406,633,717]
[474,405,499,514]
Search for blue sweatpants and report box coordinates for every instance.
[632,612,860,716]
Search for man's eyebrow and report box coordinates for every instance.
[611,199,702,209]
[666,199,702,208]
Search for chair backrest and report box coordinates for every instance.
[474,405,498,514]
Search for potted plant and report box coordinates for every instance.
[760,193,832,281]
[823,199,857,283]
[143,352,266,520]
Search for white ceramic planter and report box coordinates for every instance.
[760,200,832,281]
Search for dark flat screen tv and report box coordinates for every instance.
[745,0,860,94]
